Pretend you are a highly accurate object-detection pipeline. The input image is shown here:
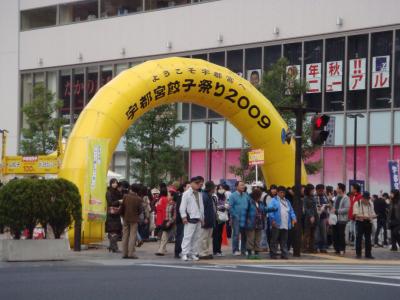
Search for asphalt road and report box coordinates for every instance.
[0,262,399,300]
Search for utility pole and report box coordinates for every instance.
[204,121,217,182]
[347,113,364,181]
[279,105,322,257]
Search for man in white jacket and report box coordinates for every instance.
[180,176,205,261]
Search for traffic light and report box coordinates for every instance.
[311,114,330,145]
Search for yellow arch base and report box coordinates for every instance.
[59,57,307,244]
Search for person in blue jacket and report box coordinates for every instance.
[228,181,251,255]
[268,186,297,259]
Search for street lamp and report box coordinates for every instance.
[347,113,365,181]
[204,121,218,182]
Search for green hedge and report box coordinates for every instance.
[0,178,82,239]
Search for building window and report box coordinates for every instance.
[191,104,206,119]
[182,103,190,120]
[192,53,207,60]
[284,43,302,66]
[369,111,391,144]
[304,40,323,111]
[326,114,344,146]
[347,34,368,110]
[227,49,243,77]
[175,122,190,148]
[87,67,99,103]
[21,74,33,128]
[60,0,99,24]
[226,121,242,149]
[395,30,400,108]
[101,0,143,17]
[264,45,281,71]
[100,65,113,87]
[245,48,262,87]
[395,111,400,144]
[72,69,84,123]
[209,52,225,67]
[346,113,367,145]
[370,31,392,109]
[21,6,57,30]
[191,122,207,149]
[145,0,190,10]
[116,63,129,75]
[325,37,345,112]
[59,70,72,122]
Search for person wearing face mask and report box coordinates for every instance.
[213,184,228,256]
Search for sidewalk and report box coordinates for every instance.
[69,239,400,265]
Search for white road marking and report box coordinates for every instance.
[240,264,400,280]
[137,263,400,287]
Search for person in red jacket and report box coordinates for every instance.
[348,183,362,245]
[155,186,169,237]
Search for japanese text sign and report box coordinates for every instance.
[306,63,321,93]
[349,58,366,91]
[326,61,343,92]
[248,149,264,166]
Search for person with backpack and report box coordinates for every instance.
[353,191,376,259]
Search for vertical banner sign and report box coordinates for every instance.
[349,58,366,91]
[325,116,336,146]
[306,63,321,93]
[388,161,399,190]
[86,138,109,222]
[372,56,390,89]
[326,61,343,92]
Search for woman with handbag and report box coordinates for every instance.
[156,187,175,256]
[213,184,228,257]
[388,189,400,251]
[105,178,123,253]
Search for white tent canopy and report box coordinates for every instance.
[107,170,124,180]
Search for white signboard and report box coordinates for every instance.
[306,63,321,93]
[349,58,366,91]
[372,55,390,89]
[326,61,343,92]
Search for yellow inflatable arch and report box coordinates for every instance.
[59,57,307,243]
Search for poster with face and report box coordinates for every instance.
[247,69,262,86]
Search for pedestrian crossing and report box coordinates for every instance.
[241,264,400,280]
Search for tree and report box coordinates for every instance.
[229,146,265,183]
[0,178,81,240]
[45,178,82,239]
[125,104,185,187]
[259,58,322,174]
[20,83,66,155]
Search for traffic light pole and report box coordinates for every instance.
[293,108,304,257]
[278,105,322,257]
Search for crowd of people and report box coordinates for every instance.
[106,177,400,260]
